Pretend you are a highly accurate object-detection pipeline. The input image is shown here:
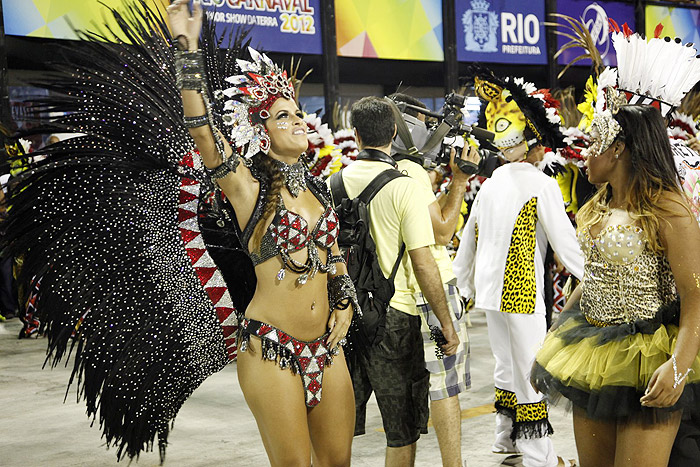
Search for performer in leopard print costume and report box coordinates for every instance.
[453,68,585,467]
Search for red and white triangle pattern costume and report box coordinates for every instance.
[178,153,238,361]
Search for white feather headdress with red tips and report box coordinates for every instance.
[304,114,360,179]
[579,20,700,158]
[333,128,359,166]
[304,113,343,178]
[610,20,700,117]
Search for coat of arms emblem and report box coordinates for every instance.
[462,0,499,53]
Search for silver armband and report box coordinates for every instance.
[174,49,206,91]
[183,114,209,128]
[328,274,360,315]
[205,153,241,180]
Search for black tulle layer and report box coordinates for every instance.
[534,301,700,423]
[553,300,680,346]
[532,363,700,423]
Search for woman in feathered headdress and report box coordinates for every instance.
[3,0,359,463]
[532,23,700,466]
[166,1,358,464]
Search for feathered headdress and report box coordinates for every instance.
[221,48,296,161]
[547,13,604,79]
[611,21,700,117]
[582,20,700,157]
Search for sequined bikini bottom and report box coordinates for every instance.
[238,318,339,407]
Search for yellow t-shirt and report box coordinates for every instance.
[396,159,457,288]
[334,159,435,314]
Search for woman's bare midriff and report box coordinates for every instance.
[244,252,331,341]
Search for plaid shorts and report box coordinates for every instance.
[415,283,471,401]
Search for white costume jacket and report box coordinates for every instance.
[453,162,584,314]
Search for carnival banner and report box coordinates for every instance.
[3,0,323,55]
[199,0,322,54]
[645,4,700,46]
[2,0,169,40]
[456,0,547,65]
[335,0,444,61]
[556,0,635,67]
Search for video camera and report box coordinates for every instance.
[388,93,501,177]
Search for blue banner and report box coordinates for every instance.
[456,0,547,65]
[556,0,636,67]
[200,0,322,55]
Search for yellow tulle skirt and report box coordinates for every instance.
[533,305,700,421]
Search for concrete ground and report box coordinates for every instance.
[0,310,578,466]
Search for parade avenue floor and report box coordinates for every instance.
[0,310,578,466]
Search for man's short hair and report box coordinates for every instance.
[351,96,395,148]
[388,93,427,119]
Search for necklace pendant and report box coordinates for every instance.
[276,268,286,281]
[297,273,309,285]
[278,160,308,197]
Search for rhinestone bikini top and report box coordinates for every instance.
[242,172,340,285]
[577,223,677,325]
[250,201,339,266]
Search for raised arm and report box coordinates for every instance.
[429,145,480,245]
[168,0,257,209]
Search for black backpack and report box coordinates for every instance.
[329,169,407,346]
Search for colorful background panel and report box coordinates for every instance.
[335,0,444,61]
[645,5,700,45]
[3,0,168,40]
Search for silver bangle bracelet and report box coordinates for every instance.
[328,274,360,314]
[205,154,241,180]
[672,354,693,389]
[184,114,209,128]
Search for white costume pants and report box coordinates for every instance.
[483,308,557,467]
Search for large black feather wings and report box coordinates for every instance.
[3,1,252,461]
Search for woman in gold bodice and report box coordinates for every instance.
[533,105,700,466]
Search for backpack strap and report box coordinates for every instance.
[331,168,409,281]
[358,169,406,205]
[358,170,408,281]
[389,243,406,281]
[329,171,348,210]
[330,167,406,207]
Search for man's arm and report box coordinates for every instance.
[452,193,479,300]
[429,145,479,245]
[409,246,459,356]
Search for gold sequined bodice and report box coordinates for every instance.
[578,223,676,326]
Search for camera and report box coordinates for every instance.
[388,93,501,177]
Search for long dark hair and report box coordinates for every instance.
[577,105,690,252]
